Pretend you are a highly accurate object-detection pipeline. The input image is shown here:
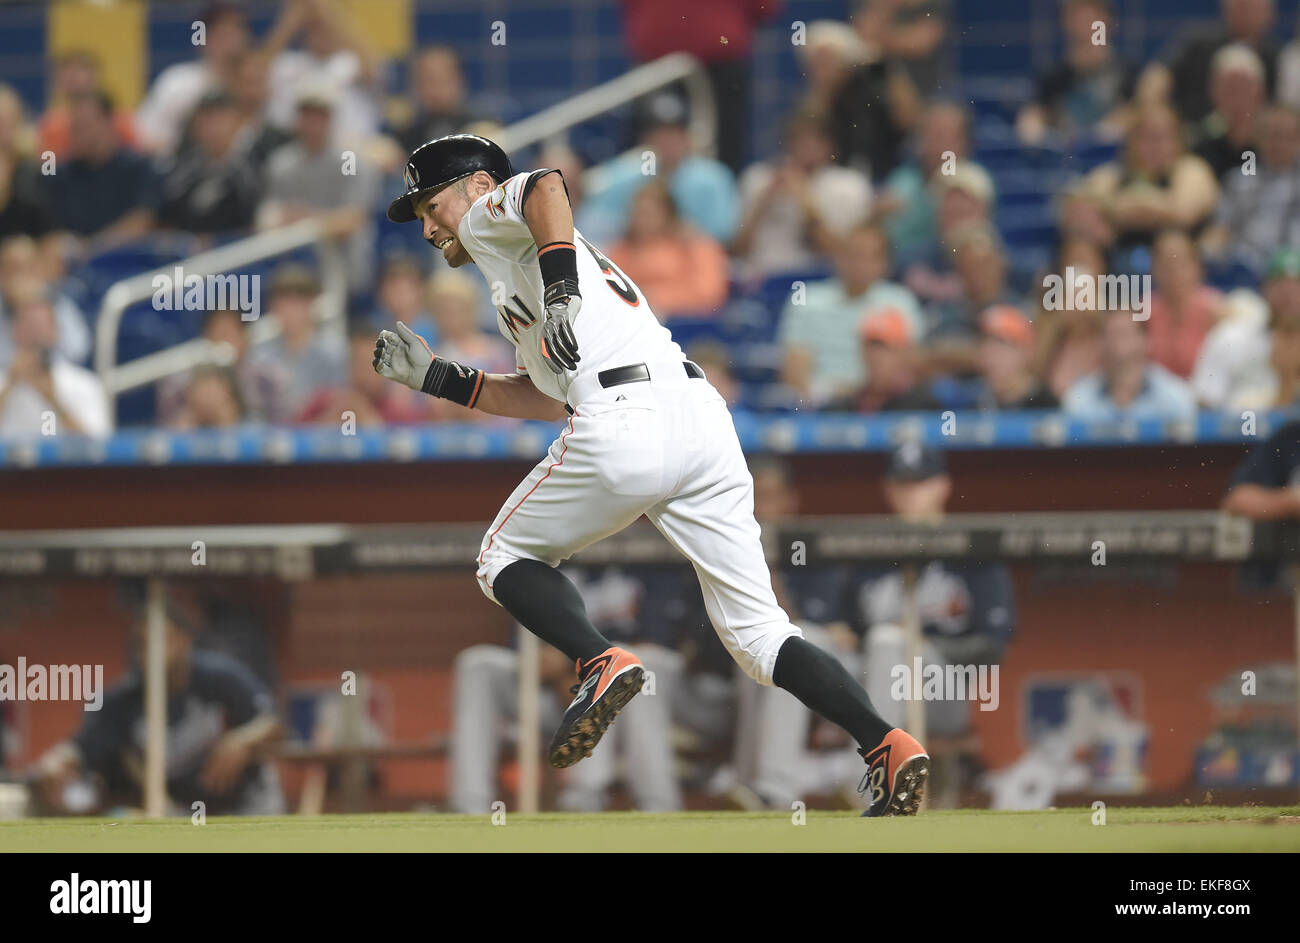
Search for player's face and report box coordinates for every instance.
[416,184,475,267]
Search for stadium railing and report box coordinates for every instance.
[88,52,714,413]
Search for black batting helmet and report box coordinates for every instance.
[386,133,514,223]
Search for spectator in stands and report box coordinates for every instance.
[156,308,286,425]
[850,0,951,96]
[684,341,742,408]
[795,21,872,114]
[1082,103,1219,260]
[1193,247,1300,410]
[1138,0,1277,125]
[390,46,481,155]
[972,305,1058,410]
[858,442,1016,806]
[257,84,379,289]
[826,36,918,183]
[926,223,1022,345]
[247,264,345,419]
[1035,239,1108,399]
[296,323,425,426]
[733,109,872,281]
[1201,105,1300,276]
[0,277,109,438]
[262,0,381,148]
[878,102,979,269]
[424,270,515,422]
[227,52,292,171]
[535,142,586,217]
[135,2,250,155]
[826,306,939,413]
[1061,310,1198,421]
[1280,18,1300,110]
[0,150,49,241]
[902,160,996,306]
[370,255,436,345]
[0,86,52,240]
[1222,413,1300,519]
[578,92,739,247]
[35,595,284,816]
[620,0,779,174]
[607,181,729,318]
[1017,0,1136,145]
[1056,182,1117,261]
[777,223,922,406]
[156,90,262,236]
[38,50,138,156]
[1193,44,1267,182]
[168,364,245,430]
[46,90,157,250]
[1147,230,1225,381]
[0,235,90,366]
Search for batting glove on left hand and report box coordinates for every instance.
[541,281,581,374]
[373,321,433,392]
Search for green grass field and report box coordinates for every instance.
[2,806,1299,852]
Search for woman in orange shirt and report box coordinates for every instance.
[606,180,730,318]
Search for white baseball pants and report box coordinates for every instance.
[476,365,803,686]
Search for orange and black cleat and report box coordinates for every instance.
[548,647,644,768]
[858,728,930,816]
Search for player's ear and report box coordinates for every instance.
[473,171,494,196]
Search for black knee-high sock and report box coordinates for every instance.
[772,636,894,750]
[491,559,612,664]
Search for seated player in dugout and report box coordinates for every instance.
[374,132,930,815]
[34,592,285,816]
[854,443,1016,802]
[451,563,696,814]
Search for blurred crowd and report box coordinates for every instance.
[0,0,1299,439]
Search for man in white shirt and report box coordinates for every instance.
[135,3,250,155]
[0,281,110,439]
[733,110,873,280]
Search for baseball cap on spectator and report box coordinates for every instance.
[931,160,995,208]
[799,20,876,67]
[270,263,320,297]
[638,92,689,133]
[886,440,947,481]
[859,306,913,346]
[980,304,1034,348]
[1211,42,1266,83]
[296,81,338,112]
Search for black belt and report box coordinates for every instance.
[564,361,704,415]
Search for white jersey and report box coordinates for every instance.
[457,169,685,404]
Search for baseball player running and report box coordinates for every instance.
[375,133,929,815]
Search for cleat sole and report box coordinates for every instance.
[885,756,930,816]
[548,666,644,769]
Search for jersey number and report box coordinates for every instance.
[579,236,639,307]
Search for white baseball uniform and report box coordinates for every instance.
[464,169,803,685]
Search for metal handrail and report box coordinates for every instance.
[494,52,716,158]
[94,218,348,399]
[92,53,715,404]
